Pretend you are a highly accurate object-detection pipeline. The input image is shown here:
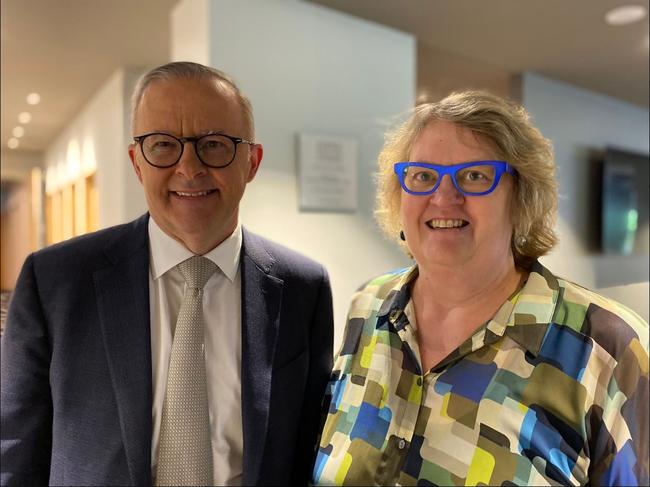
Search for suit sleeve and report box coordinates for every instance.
[1,254,53,486]
[293,265,334,485]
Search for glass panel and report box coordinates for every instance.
[86,174,99,233]
[62,185,74,240]
[50,192,62,244]
[74,179,87,236]
[45,194,53,246]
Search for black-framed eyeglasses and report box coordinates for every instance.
[133,132,255,168]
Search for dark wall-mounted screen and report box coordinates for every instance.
[601,148,649,255]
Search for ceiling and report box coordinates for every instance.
[1,0,648,154]
[0,0,178,153]
[309,0,649,105]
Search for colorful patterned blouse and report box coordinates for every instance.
[313,262,648,486]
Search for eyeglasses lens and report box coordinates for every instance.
[404,164,497,194]
[404,166,438,192]
[197,134,235,167]
[455,165,496,193]
[143,134,181,167]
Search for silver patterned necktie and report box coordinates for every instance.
[156,255,218,486]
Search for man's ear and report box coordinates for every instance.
[246,143,263,182]
[128,144,143,184]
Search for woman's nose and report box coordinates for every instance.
[430,175,464,204]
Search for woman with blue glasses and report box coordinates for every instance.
[313,91,648,486]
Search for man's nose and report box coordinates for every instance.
[174,142,207,178]
[430,175,464,204]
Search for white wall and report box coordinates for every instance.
[599,282,649,323]
[44,69,147,229]
[521,72,649,320]
[170,0,209,65]
[1,149,43,181]
[417,42,513,103]
[121,70,150,223]
[171,0,416,347]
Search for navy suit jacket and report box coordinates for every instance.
[0,214,333,486]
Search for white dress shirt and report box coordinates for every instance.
[148,217,243,486]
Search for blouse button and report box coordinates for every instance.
[389,309,402,323]
[416,377,423,386]
[398,439,406,450]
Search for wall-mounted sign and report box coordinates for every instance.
[297,133,358,212]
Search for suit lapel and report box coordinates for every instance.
[240,229,283,486]
[94,215,152,486]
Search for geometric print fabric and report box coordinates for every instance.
[155,256,217,486]
[313,261,649,486]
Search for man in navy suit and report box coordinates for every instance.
[1,62,333,486]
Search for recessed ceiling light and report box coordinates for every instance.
[12,126,25,138]
[7,138,19,149]
[18,112,32,124]
[605,5,647,25]
[26,93,41,105]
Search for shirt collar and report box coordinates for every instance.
[148,217,242,283]
[378,266,418,323]
[501,260,560,356]
[381,260,560,357]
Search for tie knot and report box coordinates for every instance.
[176,256,218,289]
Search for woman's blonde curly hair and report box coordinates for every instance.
[375,90,558,267]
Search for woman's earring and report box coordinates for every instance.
[400,230,406,241]
[515,235,527,247]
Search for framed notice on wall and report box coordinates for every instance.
[297,133,358,212]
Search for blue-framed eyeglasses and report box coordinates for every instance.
[394,161,516,196]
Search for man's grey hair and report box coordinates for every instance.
[130,61,255,139]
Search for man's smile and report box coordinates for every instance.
[170,189,217,198]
